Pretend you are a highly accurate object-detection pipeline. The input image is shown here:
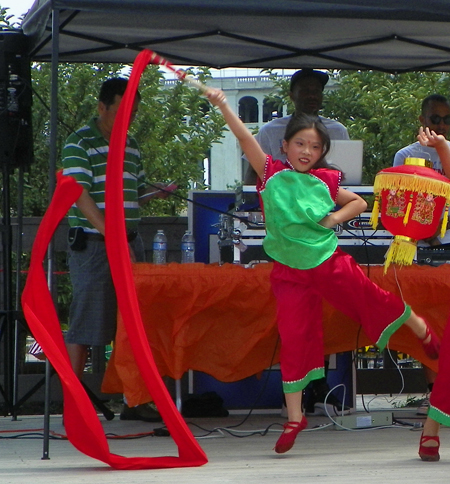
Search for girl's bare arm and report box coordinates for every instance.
[205,88,266,180]
[319,188,367,228]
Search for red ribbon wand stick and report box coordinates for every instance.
[147,50,208,93]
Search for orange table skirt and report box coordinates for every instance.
[102,262,449,407]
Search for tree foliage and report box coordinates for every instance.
[0,5,22,28]
[264,69,450,184]
[325,70,450,183]
[18,62,225,217]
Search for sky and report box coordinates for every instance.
[2,0,35,22]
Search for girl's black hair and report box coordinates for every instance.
[283,114,340,172]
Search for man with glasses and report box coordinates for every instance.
[392,93,450,417]
[394,94,450,176]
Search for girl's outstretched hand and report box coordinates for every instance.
[417,126,446,148]
[205,87,227,107]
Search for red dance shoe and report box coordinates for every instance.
[274,417,308,454]
[419,324,440,360]
[419,433,440,462]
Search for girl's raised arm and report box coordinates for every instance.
[205,88,266,180]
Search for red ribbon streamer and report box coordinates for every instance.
[21,49,208,469]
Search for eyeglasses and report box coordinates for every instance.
[429,114,450,125]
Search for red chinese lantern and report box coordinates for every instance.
[370,158,450,272]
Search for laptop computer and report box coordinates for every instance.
[327,140,364,185]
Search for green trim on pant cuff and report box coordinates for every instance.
[428,405,450,427]
[376,304,411,350]
[282,367,325,393]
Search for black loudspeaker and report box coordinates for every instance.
[0,32,33,169]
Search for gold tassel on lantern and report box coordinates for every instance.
[384,236,417,274]
[369,195,380,229]
[441,204,450,239]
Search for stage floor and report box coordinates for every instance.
[1,395,448,483]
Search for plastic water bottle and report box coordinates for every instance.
[152,230,167,264]
[181,230,195,263]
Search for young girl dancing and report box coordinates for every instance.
[205,88,440,454]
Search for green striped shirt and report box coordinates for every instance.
[62,118,146,231]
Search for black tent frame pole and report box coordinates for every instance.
[41,7,60,461]
[12,165,25,419]
[0,167,23,422]
[1,163,14,415]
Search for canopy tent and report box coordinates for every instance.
[13,0,450,466]
[20,0,450,73]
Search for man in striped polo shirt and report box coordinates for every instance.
[62,78,173,423]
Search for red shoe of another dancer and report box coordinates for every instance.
[274,417,308,454]
[419,433,440,462]
[419,324,440,360]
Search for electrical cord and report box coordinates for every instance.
[187,334,282,439]
[320,383,422,432]
[393,417,423,429]
[0,427,163,440]
[192,422,282,440]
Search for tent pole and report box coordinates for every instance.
[42,7,60,461]
[12,166,25,419]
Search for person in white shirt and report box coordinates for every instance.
[244,68,349,184]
